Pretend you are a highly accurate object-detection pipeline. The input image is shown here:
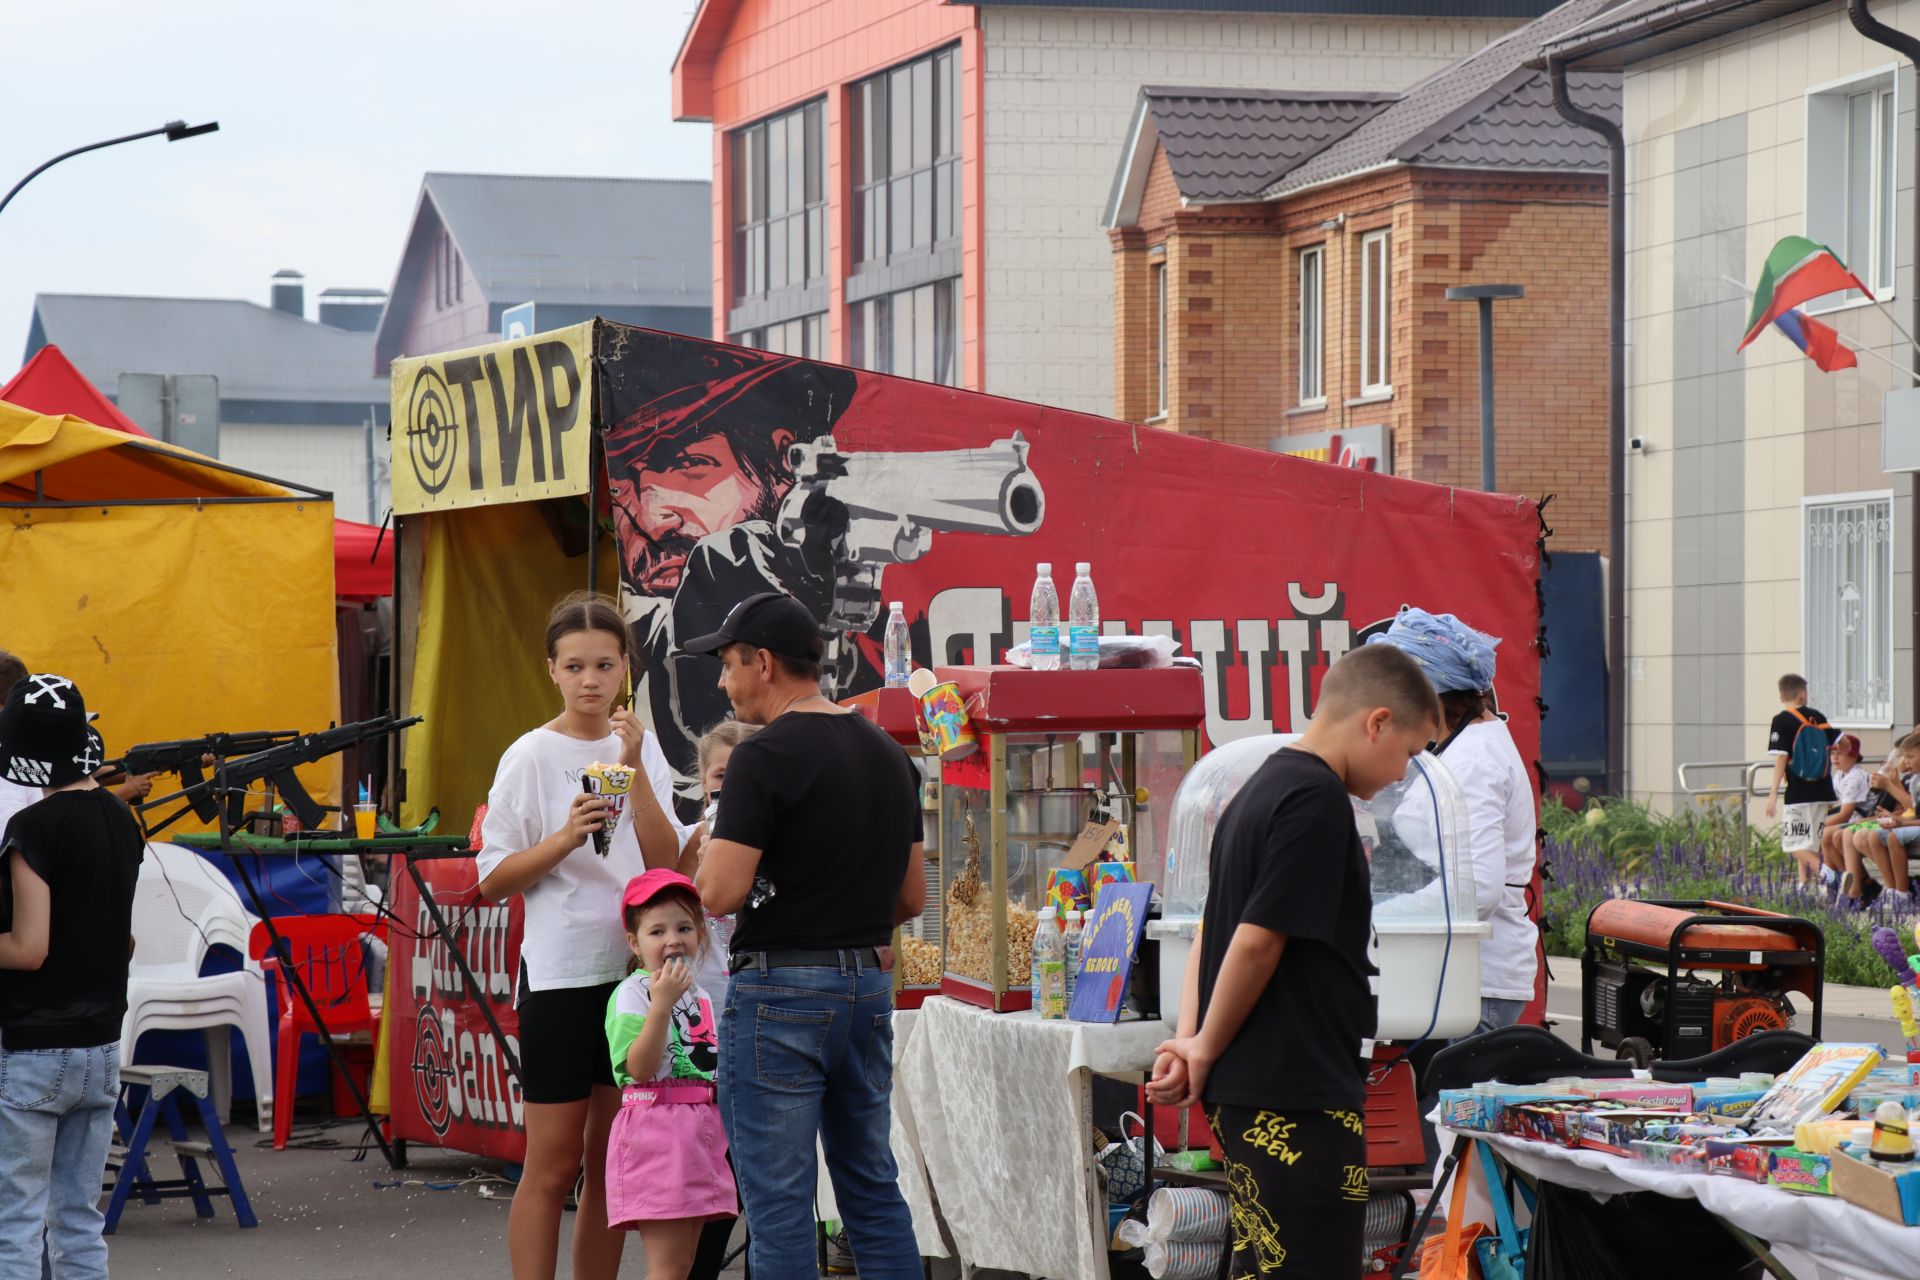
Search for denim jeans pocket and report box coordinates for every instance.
[863,1012,895,1094]
[754,1005,833,1091]
[0,1047,71,1111]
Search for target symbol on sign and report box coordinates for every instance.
[405,365,460,496]
[411,1007,458,1137]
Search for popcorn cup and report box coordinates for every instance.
[918,681,978,761]
[582,762,635,856]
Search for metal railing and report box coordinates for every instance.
[1675,759,1772,864]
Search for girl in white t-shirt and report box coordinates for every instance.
[477,591,687,1280]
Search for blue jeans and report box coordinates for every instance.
[719,957,920,1280]
[0,1038,119,1280]
[1475,997,1529,1036]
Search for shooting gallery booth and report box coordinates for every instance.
[0,397,341,810]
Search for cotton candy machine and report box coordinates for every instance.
[1149,733,1488,1040]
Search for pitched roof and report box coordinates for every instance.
[1263,0,1622,197]
[1148,89,1397,202]
[26,294,387,407]
[419,172,711,308]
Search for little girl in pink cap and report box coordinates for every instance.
[604,869,736,1277]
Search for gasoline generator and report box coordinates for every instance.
[1581,899,1823,1067]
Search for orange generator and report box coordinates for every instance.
[1581,899,1823,1067]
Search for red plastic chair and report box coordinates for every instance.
[247,914,387,1150]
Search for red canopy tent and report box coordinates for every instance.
[2,345,392,599]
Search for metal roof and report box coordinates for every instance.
[1140,89,1397,203]
[26,294,387,407]
[1264,0,1622,196]
[962,0,1563,15]
[1540,0,1828,68]
[419,172,712,308]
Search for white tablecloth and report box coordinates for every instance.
[893,996,1170,1279]
[1451,1127,1920,1280]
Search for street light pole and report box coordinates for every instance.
[1446,284,1525,492]
[0,120,219,219]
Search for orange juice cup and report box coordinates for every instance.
[353,803,377,840]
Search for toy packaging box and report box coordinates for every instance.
[1576,1110,1692,1158]
[1768,1148,1835,1197]
[1748,1044,1885,1131]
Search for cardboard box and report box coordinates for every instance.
[1703,1139,1774,1184]
[1576,1110,1691,1158]
[1830,1150,1920,1225]
[1578,1083,1695,1110]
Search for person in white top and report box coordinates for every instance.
[1369,607,1538,1032]
[476,592,689,1280]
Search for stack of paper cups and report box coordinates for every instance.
[1144,1240,1223,1280]
[1145,1187,1229,1243]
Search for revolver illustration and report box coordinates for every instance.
[774,432,1046,674]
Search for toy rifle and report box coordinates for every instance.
[140,715,421,833]
[109,731,300,821]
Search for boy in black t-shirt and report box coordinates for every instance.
[1149,645,1441,1278]
[1764,673,1838,861]
[0,674,145,1279]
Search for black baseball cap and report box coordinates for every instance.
[0,673,95,789]
[680,592,826,662]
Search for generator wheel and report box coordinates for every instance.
[1615,1036,1655,1069]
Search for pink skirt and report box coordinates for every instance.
[605,1083,738,1229]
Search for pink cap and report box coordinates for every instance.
[621,868,701,916]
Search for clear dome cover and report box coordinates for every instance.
[1161,733,1476,925]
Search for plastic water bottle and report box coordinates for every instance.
[1031,905,1061,995]
[1062,909,1084,1003]
[884,601,910,688]
[1029,563,1061,671]
[1068,563,1099,671]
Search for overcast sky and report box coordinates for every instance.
[0,0,712,365]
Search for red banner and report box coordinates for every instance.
[386,857,527,1162]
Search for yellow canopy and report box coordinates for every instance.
[0,401,341,823]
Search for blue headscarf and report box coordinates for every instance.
[1365,605,1500,694]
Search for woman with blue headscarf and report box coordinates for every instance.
[1368,606,1538,1033]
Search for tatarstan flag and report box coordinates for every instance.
[1738,236,1872,350]
[1773,307,1857,372]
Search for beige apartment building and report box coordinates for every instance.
[1549,0,1918,810]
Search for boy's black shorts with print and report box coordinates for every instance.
[1208,1103,1369,1277]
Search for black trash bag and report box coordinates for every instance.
[1526,1181,1765,1279]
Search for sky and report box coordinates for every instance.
[0,0,713,365]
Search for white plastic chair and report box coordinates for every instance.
[122,843,275,1132]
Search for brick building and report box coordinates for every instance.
[671,0,1556,412]
[1105,0,1619,553]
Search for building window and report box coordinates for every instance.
[1804,492,1894,725]
[1808,72,1898,302]
[738,315,826,359]
[433,230,461,311]
[853,46,960,268]
[1153,262,1168,418]
[1359,231,1391,394]
[1299,246,1325,405]
[732,100,826,304]
[849,280,958,386]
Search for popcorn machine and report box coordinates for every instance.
[926,666,1203,1012]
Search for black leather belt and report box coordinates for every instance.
[728,947,889,975]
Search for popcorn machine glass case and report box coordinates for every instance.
[1156,733,1489,1040]
[931,666,1203,1012]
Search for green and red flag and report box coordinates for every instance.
[1738,236,1872,351]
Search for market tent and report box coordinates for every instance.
[2,344,393,599]
[0,399,340,815]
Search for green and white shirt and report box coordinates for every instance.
[605,969,720,1086]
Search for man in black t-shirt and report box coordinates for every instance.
[1764,673,1838,861]
[1149,646,1442,1278]
[0,674,144,1279]
[685,592,925,1280]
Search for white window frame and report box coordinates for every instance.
[1801,489,1896,729]
[1153,261,1169,419]
[1359,230,1392,395]
[1299,245,1325,406]
[1805,66,1900,312]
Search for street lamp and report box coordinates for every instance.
[1446,283,1525,492]
[0,120,220,219]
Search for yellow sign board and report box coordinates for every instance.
[388,322,596,514]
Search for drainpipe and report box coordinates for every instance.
[1847,0,1920,731]
[1548,57,1627,798]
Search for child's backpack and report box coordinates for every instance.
[1786,708,1832,782]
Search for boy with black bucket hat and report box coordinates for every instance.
[0,674,145,1279]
